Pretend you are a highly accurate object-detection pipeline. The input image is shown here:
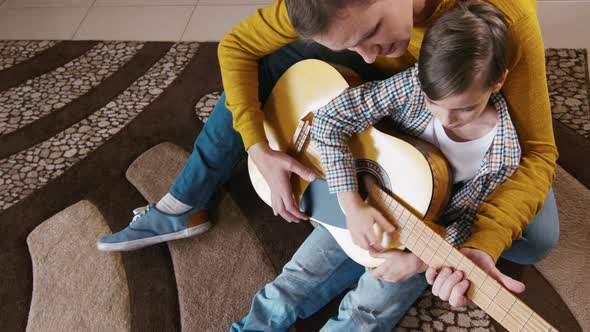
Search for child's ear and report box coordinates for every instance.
[492,69,509,93]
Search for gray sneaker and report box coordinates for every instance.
[96,204,210,251]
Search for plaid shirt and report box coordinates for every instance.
[310,65,521,247]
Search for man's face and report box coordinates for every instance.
[313,0,414,64]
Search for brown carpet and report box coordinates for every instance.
[0,41,585,331]
[26,201,131,332]
[126,143,276,331]
[535,166,590,332]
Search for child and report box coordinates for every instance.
[231,2,521,330]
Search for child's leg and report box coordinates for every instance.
[230,224,365,332]
[321,271,429,332]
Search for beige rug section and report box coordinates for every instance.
[26,200,131,332]
[535,165,590,332]
[126,142,276,331]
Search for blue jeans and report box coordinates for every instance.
[230,191,559,332]
[230,224,429,332]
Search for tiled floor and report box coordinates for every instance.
[0,0,587,49]
[0,0,274,41]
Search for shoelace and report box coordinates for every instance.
[131,205,150,224]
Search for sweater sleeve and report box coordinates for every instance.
[462,14,558,262]
[217,0,298,150]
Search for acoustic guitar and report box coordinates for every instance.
[247,59,557,332]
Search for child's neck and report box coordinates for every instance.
[444,103,498,143]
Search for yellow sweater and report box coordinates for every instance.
[218,0,558,262]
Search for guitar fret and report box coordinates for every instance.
[457,253,464,270]
[386,195,394,210]
[411,221,426,250]
[519,312,534,332]
[499,297,517,324]
[427,237,444,266]
[473,274,489,299]
[485,284,502,311]
[385,195,393,209]
[466,262,476,279]
[441,244,453,267]
[402,214,414,245]
[392,203,401,222]
[400,210,416,243]
[419,229,434,258]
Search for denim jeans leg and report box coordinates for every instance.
[501,189,560,264]
[230,225,365,332]
[321,272,429,332]
[169,92,246,210]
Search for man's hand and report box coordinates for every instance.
[338,191,396,251]
[425,247,526,307]
[248,142,317,223]
[369,249,428,282]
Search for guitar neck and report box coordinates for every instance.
[368,187,557,332]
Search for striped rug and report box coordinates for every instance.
[0,41,586,332]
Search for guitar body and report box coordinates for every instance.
[247,59,452,267]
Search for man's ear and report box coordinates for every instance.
[492,69,509,93]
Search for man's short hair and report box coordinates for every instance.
[285,0,370,39]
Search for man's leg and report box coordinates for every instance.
[169,93,246,209]
[230,225,365,332]
[97,41,383,251]
[321,272,429,332]
[501,189,560,265]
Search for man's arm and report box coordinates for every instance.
[218,0,297,150]
[218,1,319,223]
[462,14,558,261]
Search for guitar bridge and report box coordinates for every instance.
[290,113,315,156]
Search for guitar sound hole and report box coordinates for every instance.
[357,172,379,200]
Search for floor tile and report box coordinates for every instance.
[538,1,590,49]
[1,0,93,8]
[198,0,271,5]
[182,4,261,41]
[94,0,196,6]
[74,5,194,41]
[0,7,87,39]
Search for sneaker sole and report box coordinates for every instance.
[96,222,211,252]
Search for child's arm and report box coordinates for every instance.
[311,68,418,194]
[311,68,419,249]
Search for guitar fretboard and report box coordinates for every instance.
[369,187,557,332]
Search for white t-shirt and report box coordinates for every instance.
[419,117,498,184]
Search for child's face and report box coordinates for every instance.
[424,77,500,130]
[314,0,413,64]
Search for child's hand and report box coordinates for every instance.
[369,248,428,282]
[425,247,526,307]
[338,191,396,251]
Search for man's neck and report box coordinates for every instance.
[413,0,441,23]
